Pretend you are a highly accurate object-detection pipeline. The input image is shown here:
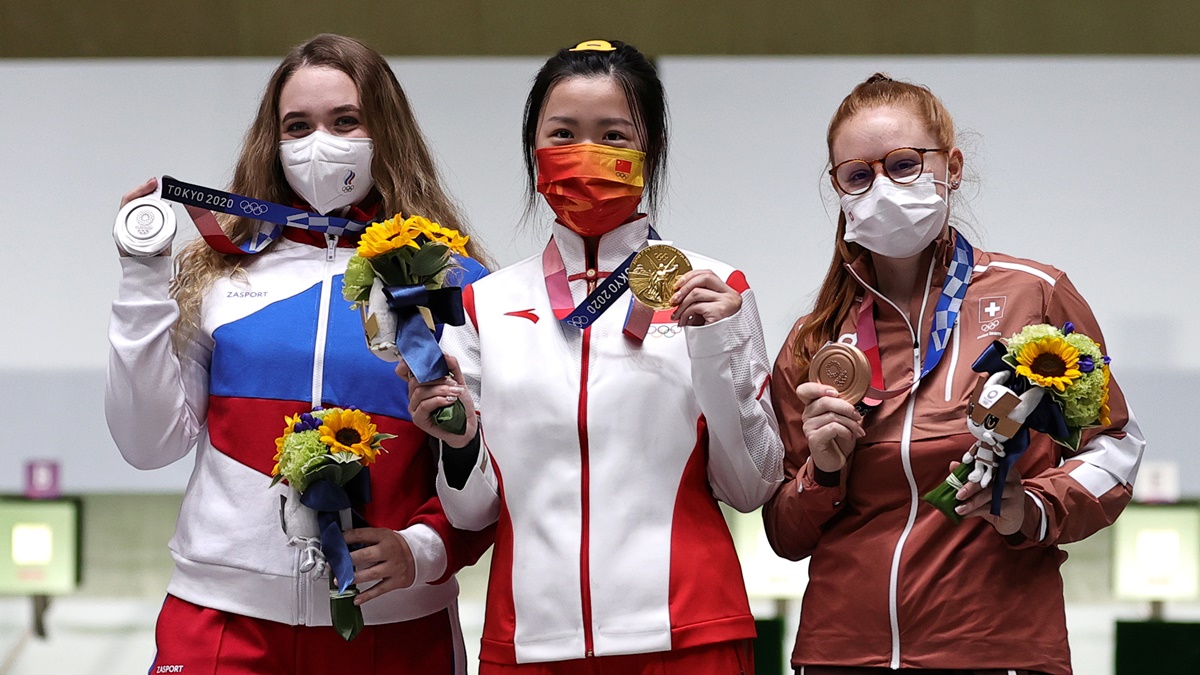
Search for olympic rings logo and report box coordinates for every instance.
[566,316,590,329]
[649,325,681,338]
[241,200,269,216]
[980,319,1000,331]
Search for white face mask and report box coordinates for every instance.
[279,130,375,215]
[840,171,950,259]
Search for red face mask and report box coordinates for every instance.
[535,143,646,237]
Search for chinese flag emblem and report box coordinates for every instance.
[615,159,633,175]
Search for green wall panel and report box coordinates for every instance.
[2,0,1198,58]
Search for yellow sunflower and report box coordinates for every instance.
[1015,336,1082,392]
[272,413,302,476]
[408,217,471,257]
[357,215,420,259]
[318,408,380,463]
[1099,365,1112,426]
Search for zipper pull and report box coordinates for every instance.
[326,234,339,262]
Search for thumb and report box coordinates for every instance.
[395,358,413,382]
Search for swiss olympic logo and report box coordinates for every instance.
[241,200,269,216]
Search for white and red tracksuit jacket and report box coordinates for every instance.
[764,230,1146,675]
[435,218,784,665]
[105,228,493,629]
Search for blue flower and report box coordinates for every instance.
[1079,355,1095,373]
[1062,321,1075,335]
[294,412,323,433]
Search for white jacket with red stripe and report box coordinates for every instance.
[436,218,783,664]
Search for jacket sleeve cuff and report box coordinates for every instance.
[1003,490,1049,548]
[117,255,173,302]
[799,459,847,507]
[438,430,482,491]
[397,523,447,585]
[683,310,746,359]
[813,466,842,488]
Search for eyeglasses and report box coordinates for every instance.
[831,147,944,196]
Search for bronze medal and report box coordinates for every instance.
[808,342,872,404]
[628,244,692,311]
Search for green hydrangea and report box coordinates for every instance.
[277,430,330,492]
[1005,324,1063,358]
[342,255,375,307]
[1059,367,1106,428]
[1064,332,1104,360]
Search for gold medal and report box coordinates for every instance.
[808,342,872,404]
[628,244,692,311]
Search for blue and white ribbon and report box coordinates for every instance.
[158,175,369,254]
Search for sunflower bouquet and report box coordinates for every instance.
[923,322,1111,521]
[1006,322,1111,445]
[343,214,470,433]
[271,408,395,641]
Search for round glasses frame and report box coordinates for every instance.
[830,147,945,196]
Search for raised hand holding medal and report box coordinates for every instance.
[796,343,869,473]
[645,251,744,327]
[808,342,871,406]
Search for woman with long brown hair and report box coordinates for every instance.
[762,73,1145,674]
[106,34,491,675]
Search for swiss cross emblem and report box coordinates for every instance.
[979,296,1006,322]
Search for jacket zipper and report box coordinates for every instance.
[846,258,936,669]
[579,247,598,658]
[578,326,594,657]
[297,233,340,626]
[296,545,307,625]
[311,234,338,409]
[889,344,922,669]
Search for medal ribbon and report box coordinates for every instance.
[158,175,369,255]
[856,233,975,406]
[542,226,661,334]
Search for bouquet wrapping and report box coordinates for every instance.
[344,214,471,433]
[271,408,395,640]
[923,322,1111,521]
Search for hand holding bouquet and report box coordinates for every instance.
[343,214,471,434]
[924,322,1111,522]
[271,408,395,641]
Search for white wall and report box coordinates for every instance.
[0,56,1192,491]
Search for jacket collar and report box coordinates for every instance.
[280,191,383,248]
[845,227,962,299]
[551,215,652,278]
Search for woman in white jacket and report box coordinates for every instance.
[401,39,783,674]
[106,33,492,675]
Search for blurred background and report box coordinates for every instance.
[1,1,1197,673]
